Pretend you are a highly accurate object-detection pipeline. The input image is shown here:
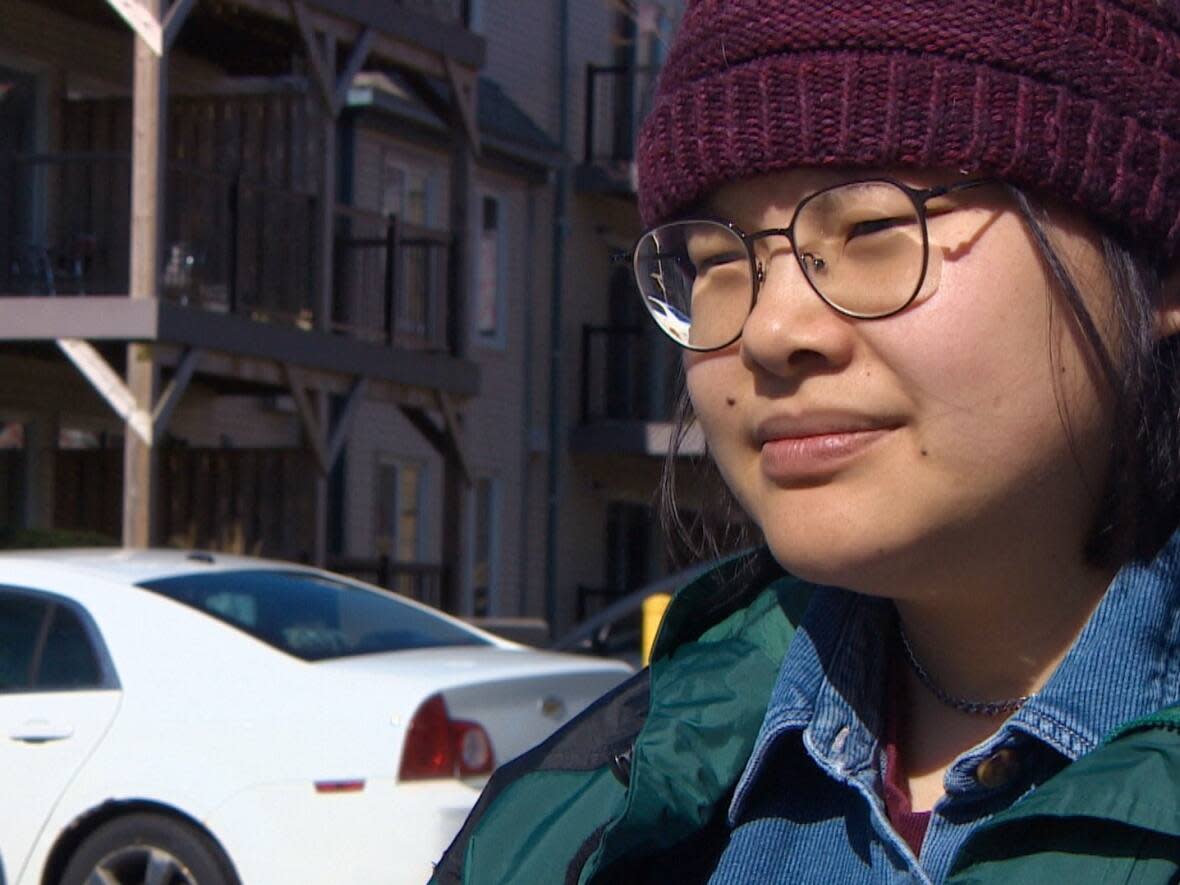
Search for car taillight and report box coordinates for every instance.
[399,693,495,781]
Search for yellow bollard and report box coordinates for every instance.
[641,593,672,667]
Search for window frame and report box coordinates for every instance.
[0,586,118,694]
[373,455,428,563]
[472,192,508,350]
[464,475,501,617]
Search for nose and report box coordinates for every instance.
[740,248,857,377]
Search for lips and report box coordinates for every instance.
[755,412,901,481]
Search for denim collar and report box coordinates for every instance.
[729,530,1180,824]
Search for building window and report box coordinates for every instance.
[379,155,435,226]
[375,459,425,595]
[475,194,505,344]
[467,476,499,616]
[379,154,442,340]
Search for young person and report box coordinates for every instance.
[432,1,1180,882]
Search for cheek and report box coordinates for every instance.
[685,359,727,446]
[685,355,755,486]
[882,262,1107,472]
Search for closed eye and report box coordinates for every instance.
[848,216,914,239]
[694,251,746,272]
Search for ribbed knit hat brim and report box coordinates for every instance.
[637,0,1180,259]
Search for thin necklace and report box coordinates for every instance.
[897,622,1031,717]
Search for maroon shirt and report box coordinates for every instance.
[882,654,932,857]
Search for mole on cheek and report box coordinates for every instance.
[920,448,929,457]
[726,397,737,406]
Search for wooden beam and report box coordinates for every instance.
[441,447,465,613]
[291,0,337,115]
[235,0,485,71]
[447,120,474,357]
[284,364,331,474]
[0,298,482,399]
[333,27,375,114]
[152,347,201,438]
[326,376,368,467]
[124,0,168,549]
[162,0,198,49]
[445,56,481,155]
[57,339,153,445]
[171,75,310,97]
[104,0,163,55]
[399,405,447,453]
[437,391,472,484]
[316,36,337,333]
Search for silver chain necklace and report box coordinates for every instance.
[897,623,1031,717]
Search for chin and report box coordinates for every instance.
[757,520,924,597]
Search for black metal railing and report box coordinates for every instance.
[0,152,131,295]
[580,323,679,423]
[165,163,317,323]
[0,152,318,323]
[333,205,453,352]
[582,64,658,168]
[0,153,464,355]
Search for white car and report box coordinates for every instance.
[0,549,632,885]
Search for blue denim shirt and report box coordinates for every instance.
[709,533,1180,884]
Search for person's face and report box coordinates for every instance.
[685,169,1122,595]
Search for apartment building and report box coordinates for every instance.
[0,0,488,612]
[473,0,691,633]
[0,0,688,634]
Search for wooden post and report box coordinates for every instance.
[312,33,337,567]
[316,33,337,333]
[439,121,474,612]
[124,0,167,548]
[23,413,58,530]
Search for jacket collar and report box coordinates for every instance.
[583,548,812,881]
[1008,528,1180,758]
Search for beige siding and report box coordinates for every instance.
[465,169,532,614]
[477,0,560,138]
[343,400,442,561]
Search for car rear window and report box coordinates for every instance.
[137,570,489,661]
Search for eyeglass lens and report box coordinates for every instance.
[633,180,931,350]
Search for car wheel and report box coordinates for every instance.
[59,813,236,885]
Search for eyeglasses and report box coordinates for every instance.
[630,177,992,351]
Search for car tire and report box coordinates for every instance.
[59,812,237,885]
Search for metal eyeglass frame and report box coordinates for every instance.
[630,176,995,352]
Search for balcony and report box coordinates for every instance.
[1,152,316,318]
[571,323,703,461]
[0,152,472,391]
[579,324,674,424]
[333,205,455,352]
[575,64,658,196]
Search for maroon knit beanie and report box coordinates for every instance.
[636,0,1180,260]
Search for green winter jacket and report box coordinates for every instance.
[431,550,1180,884]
